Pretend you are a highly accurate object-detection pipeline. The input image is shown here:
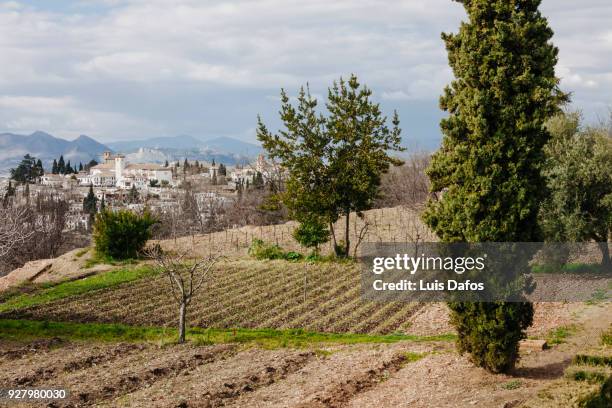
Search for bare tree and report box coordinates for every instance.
[0,193,69,276]
[375,152,431,210]
[144,245,219,343]
[0,206,33,259]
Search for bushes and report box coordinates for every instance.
[248,239,305,261]
[93,209,157,260]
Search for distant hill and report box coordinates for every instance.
[107,135,264,165]
[0,131,111,175]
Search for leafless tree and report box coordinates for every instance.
[0,193,69,276]
[144,245,219,343]
[0,206,33,259]
[375,152,431,210]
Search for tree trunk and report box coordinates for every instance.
[599,241,611,268]
[344,209,350,258]
[329,222,339,256]
[178,301,187,344]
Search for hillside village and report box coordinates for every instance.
[1,151,279,232]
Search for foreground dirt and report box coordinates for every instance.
[0,302,609,408]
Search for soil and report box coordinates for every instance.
[0,303,609,407]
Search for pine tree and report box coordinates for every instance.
[423,0,568,373]
[258,75,403,257]
[78,162,83,172]
[10,154,39,184]
[65,160,72,174]
[58,155,65,174]
[52,159,58,174]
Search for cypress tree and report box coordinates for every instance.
[79,162,83,172]
[52,159,58,174]
[83,184,98,215]
[423,0,568,373]
[58,155,65,174]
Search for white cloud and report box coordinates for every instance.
[0,0,610,143]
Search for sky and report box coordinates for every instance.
[0,0,611,150]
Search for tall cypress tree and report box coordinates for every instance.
[52,159,58,174]
[58,155,65,175]
[423,0,568,373]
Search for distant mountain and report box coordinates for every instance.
[106,135,263,165]
[107,135,204,151]
[0,131,111,175]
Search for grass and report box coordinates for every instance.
[0,266,156,313]
[568,369,608,384]
[531,263,605,274]
[501,379,522,390]
[573,354,612,367]
[546,325,578,346]
[0,319,456,348]
[83,253,138,269]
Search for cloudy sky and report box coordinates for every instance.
[1,0,611,149]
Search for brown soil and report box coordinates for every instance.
[0,303,609,407]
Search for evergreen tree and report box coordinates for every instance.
[78,162,83,172]
[423,0,568,373]
[100,196,106,211]
[52,159,58,174]
[58,155,65,174]
[253,171,264,188]
[83,184,98,225]
[2,180,16,207]
[65,160,72,174]
[35,159,44,177]
[10,154,39,184]
[164,160,169,168]
[218,163,227,176]
[258,75,403,257]
[85,159,98,171]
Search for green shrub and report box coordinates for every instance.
[248,239,285,260]
[284,251,303,261]
[293,217,329,254]
[448,302,534,373]
[93,209,157,260]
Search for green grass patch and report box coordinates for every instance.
[532,263,606,274]
[84,253,138,269]
[568,369,608,384]
[573,355,612,368]
[501,379,522,390]
[0,266,156,313]
[248,239,355,264]
[546,325,578,346]
[403,351,427,363]
[0,319,456,348]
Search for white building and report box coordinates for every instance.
[82,152,172,189]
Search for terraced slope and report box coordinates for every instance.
[3,259,423,335]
